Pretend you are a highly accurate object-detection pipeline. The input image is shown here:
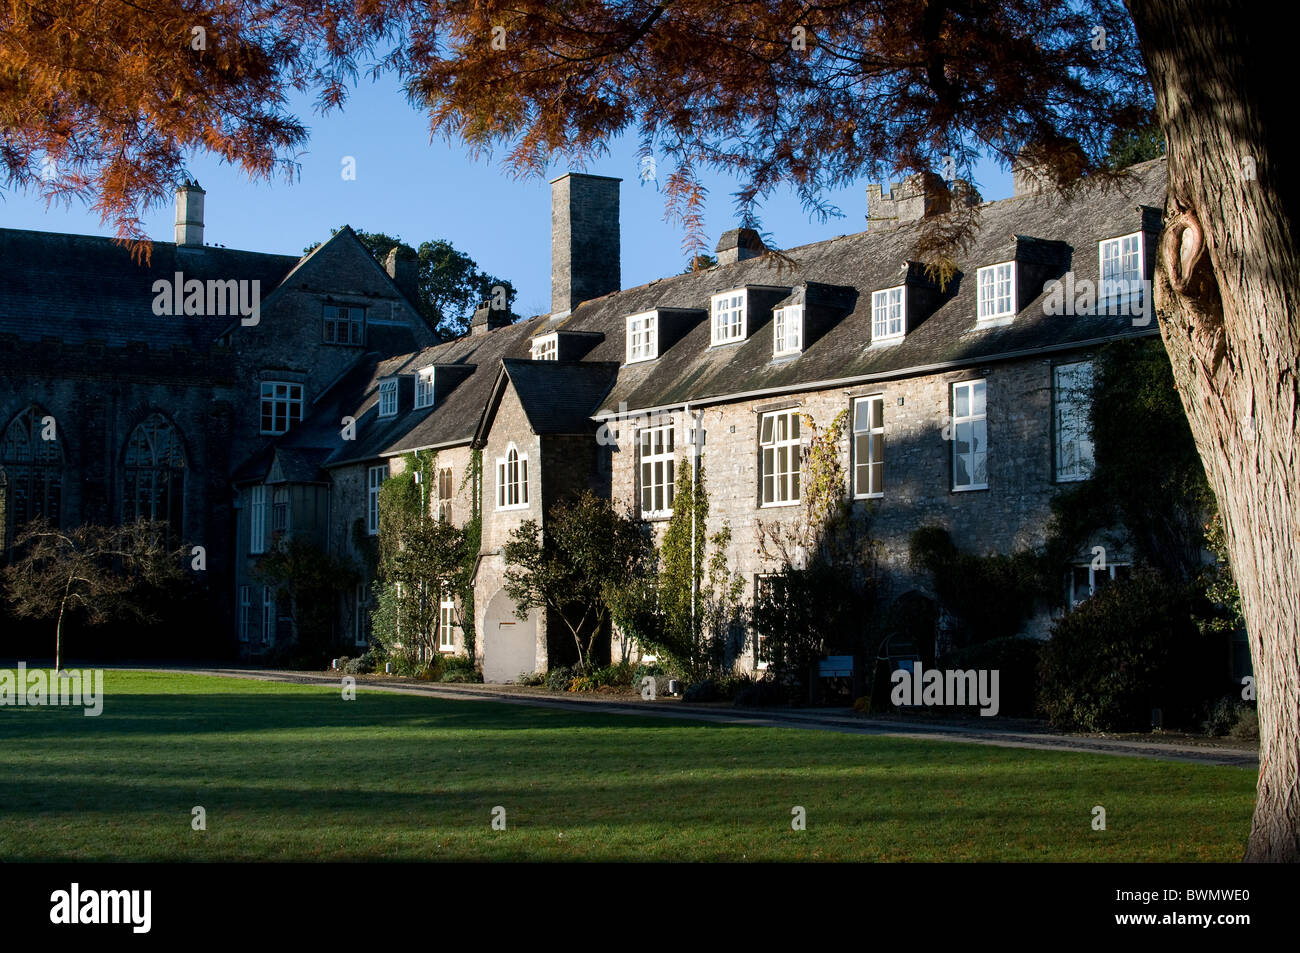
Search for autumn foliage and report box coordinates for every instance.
[4,0,1150,259]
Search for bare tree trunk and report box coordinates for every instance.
[1129,0,1300,861]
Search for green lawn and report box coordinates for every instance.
[0,670,1255,861]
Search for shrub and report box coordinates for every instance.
[515,671,546,686]
[682,679,721,702]
[545,666,575,692]
[1230,706,1259,742]
[439,655,482,683]
[1039,572,1223,732]
[733,677,793,707]
[1202,695,1257,738]
[343,651,375,675]
[941,636,1043,718]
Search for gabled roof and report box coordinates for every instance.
[0,229,299,348]
[480,359,621,439]
[290,158,1166,470]
[533,158,1167,415]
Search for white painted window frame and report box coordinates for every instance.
[496,443,529,510]
[772,305,803,357]
[976,261,1016,322]
[711,289,747,345]
[871,286,907,341]
[626,312,659,363]
[414,367,436,409]
[638,423,676,517]
[759,409,802,507]
[951,380,988,491]
[852,395,885,499]
[367,464,387,534]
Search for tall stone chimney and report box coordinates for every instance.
[384,246,418,305]
[174,180,205,246]
[715,228,766,265]
[550,173,621,316]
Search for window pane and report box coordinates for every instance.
[955,386,969,418]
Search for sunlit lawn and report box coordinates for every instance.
[0,670,1255,861]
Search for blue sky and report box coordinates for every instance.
[1,74,1014,318]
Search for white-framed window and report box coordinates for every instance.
[1054,361,1095,482]
[378,379,398,418]
[262,587,275,644]
[323,304,365,345]
[415,367,436,409]
[852,395,884,498]
[354,584,370,647]
[772,305,803,356]
[439,593,457,651]
[977,262,1016,321]
[260,381,303,435]
[951,380,988,491]
[367,464,387,534]
[1069,563,1132,607]
[239,586,252,642]
[496,443,529,510]
[1099,233,1145,313]
[626,312,658,363]
[271,485,290,540]
[759,409,801,506]
[531,335,558,361]
[248,484,267,554]
[871,286,906,341]
[711,289,747,345]
[638,424,676,517]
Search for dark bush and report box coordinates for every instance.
[545,666,575,692]
[1039,572,1224,731]
[942,636,1043,718]
[439,655,482,683]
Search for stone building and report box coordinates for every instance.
[2,160,1168,676]
[0,185,435,650]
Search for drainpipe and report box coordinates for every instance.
[687,404,703,644]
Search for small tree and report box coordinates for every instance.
[373,451,474,664]
[635,457,746,681]
[256,537,358,665]
[753,411,880,689]
[502,491,653,672]
[2,519,185,670]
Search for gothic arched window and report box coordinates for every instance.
[0,407,63,540]
[124,413,186,541]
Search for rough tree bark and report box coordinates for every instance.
[1128,0,1300,861]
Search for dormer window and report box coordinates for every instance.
[977,262,1016,321]
[414,367,435,409]
[531,334,558,360]
[626,312,658,363]
[871,287,906,342]
[772,305,803,357]
[711,290,747,345]
[378,379,398,418]
[1099,233,1145,313]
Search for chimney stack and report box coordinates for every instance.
[715,228,766,265]
[174,180,205,246]
[384,246,419,305]
[550,173,621,316]
[469,303,512,336]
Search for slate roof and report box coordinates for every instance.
[0,229,300,348]
[276,158,1168,470]
[548,158,1168,415]
[492,359,621,435]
